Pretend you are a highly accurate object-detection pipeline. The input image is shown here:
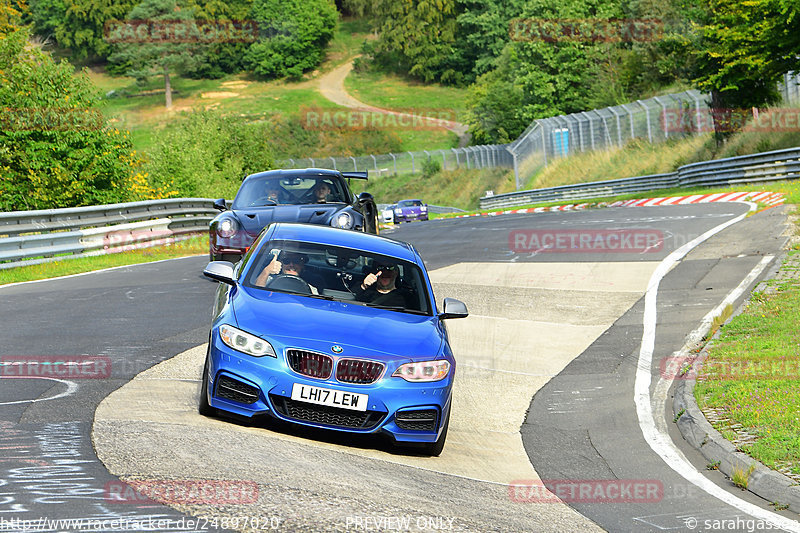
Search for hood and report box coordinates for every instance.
[235,205,342,235]
[232,287,444,360]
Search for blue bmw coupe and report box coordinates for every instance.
[200,223,468,455]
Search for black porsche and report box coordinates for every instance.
[209,168,379,262]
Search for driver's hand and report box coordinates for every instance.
[266,257,282,275]
[361,271,381,290]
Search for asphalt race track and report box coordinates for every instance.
[1,202,798,533]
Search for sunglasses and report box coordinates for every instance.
[282,255,305,265]
[375,265,397,272]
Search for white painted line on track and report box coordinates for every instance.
[634,202,800,532]
[0,377,78,405]
[652,255,774,435]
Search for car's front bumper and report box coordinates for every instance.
[204,332,452,443]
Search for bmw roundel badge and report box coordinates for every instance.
[331,345,343,354]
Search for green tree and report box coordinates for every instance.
[0,27,163,211]
[245,0,337,79]
[53,0,136,59]
[451,0,526,83]
[144,110,275,198]
[180,0,253,78]
[693,0,799,139]
[346,0,459,83]
[0,0,27,34]
[107,0,206,108]
[29,0,66,40]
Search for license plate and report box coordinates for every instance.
[291,383,368,412]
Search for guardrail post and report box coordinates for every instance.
[350,156,357,172]
[408,152,415,173]
[371,154,378,173]
[330,157,336,170]
[309,158,315,167]
[452,148,460,168]
[464,148,471,170]
[390,153,397,174]
[439,149,447,170]
[289,158,295,167]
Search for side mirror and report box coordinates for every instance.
[357,192,374,204]
[440,297,468,320]
[203,261,236,285]
[213,198,227,211]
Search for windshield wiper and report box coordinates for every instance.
[364,303,427,315]
[305,293,335,300]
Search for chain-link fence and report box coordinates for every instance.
[278,72,800,190]
[278,145,513,177]
[506,90,710,188]
[780,71,800,105]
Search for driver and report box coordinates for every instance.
[254,251,324,293]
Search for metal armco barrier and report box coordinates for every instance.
[0,199,217,269]
[479,146,800,210]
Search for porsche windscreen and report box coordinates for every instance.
[232,175,349,208]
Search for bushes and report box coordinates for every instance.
[143,111,275,199]
[0,28,168,211]
[246,0,338,79]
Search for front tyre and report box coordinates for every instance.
[198,353,217,417]
[423,407,450,456]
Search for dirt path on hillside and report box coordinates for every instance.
[318,58,470,147]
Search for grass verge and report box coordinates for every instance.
[694,246,800,480]
[0,235,207,286]
[344,69,470,120]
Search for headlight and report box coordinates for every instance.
[420,206,427,212]
[392,360,450,382]
[217,218,238,238]
[219,324,276,357]
[332,211,354,229]
[394,209,402,214]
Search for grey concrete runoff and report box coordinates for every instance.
[674,252,800,514]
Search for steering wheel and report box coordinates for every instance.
[266,274,312,294]
[249,196,278,207]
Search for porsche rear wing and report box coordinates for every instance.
[342,171,368,180]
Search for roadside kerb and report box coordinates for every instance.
[442,191,785,221]
[673,252,800,514]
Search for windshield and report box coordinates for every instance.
[398,200,423,207]
[233,175,349,208]
[243,239,432,315]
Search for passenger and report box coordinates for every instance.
[307,181,331,203]
[353,262,408,308]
